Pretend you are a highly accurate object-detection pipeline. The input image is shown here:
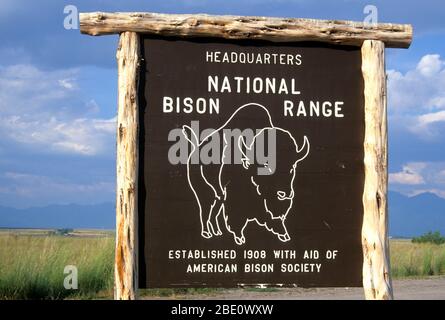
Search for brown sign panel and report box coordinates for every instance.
[138,36,364,288]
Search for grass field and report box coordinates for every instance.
[390,239,445,278]
[0,230,114,299]
[0,230,444,299]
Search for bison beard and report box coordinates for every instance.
[182,103,310,245]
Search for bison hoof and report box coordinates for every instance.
[278,233,291,242]
[207,222,222,236]
[234,236,246,245]
[201,231,212,239]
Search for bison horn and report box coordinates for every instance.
[295,136,310,165]
[238,136,251,169]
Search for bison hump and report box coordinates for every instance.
[223,103,274,131]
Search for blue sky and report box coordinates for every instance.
[0,0,444,208]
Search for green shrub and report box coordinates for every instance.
[412,231,445,245]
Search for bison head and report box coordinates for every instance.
[239,128,310,220]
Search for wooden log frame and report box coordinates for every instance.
[115,32,140,300]
[80,12,412,48]
[361,40,392,300]
[79,12,412,300]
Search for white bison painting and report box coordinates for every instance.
[182,103,310,245]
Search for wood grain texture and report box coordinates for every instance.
[115,32,140,300]
[361,40,393,300]
[80,12,412,48]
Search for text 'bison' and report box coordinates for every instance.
[182,103,310,245]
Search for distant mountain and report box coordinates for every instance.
[0,192,444,236]
[0,203,115,229]
[389,191,445,237]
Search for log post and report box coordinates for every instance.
[361,40,393,300]
[115,31,140,300]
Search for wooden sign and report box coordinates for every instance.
[80,12,413,300]
[139,37,365,289]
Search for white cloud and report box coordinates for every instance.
[388,54,445,138]
[390,162,445,199]
[417,110,445,125]
[389,164,426,185]
[408,189,445,199]
[411,110,445,137]
[388,54,445,114]
[0,64,115,156]
[58,78,76,90]
[85,99,100,114]
[0,64,79,117]
[3,172,114,193]
[416,54,444,77]
[429,97,445,109]
[0,172,114,207]
[0,115,116,156]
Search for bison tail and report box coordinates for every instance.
[182,125,199,149]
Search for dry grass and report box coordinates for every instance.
[390,239,445,278]
[0,233,114,299]
[0,232,444,299]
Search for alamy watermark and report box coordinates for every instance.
[64,4,379,30]
[63,5,79,30]
[168,121,278,175]
[166,103,310,177]
[63,265,78,290]
[363,4,378,27]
